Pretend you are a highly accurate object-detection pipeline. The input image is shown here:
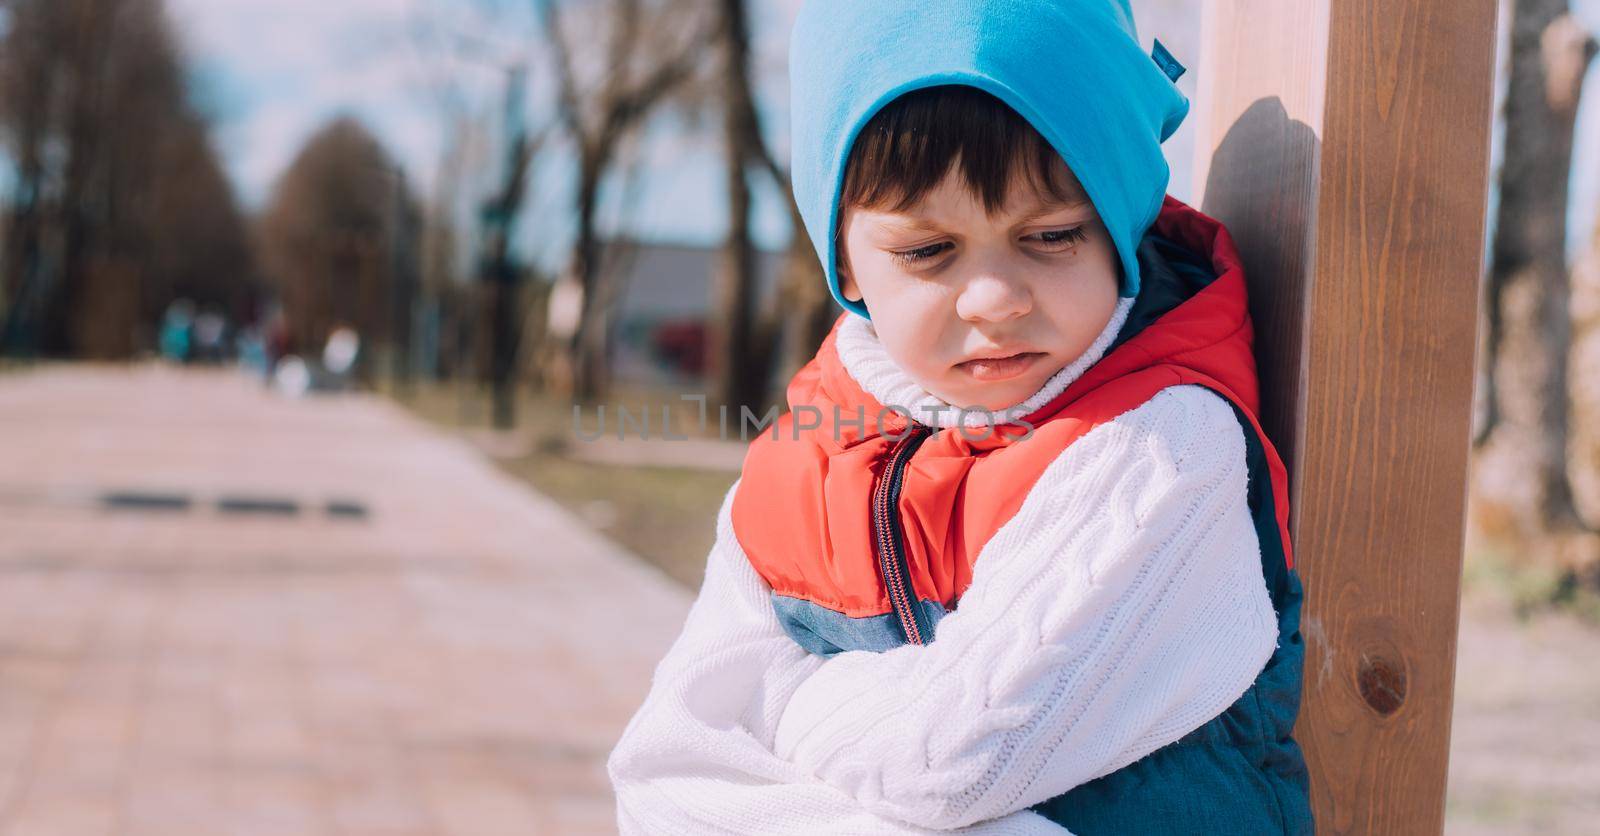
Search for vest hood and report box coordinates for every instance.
[788,0,1191,319]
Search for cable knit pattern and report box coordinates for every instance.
[607,385,1277,834]
[607,481,1069,835]
[835,295,1137,428]
[770,386,1276,828]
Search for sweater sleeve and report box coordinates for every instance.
[769,385,1280,830]
[605,481,1072,835]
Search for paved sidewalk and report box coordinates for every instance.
[0,365,692,836]
[1445,590,1600,835]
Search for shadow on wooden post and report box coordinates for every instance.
[1194,1,1499,832]
[1201,97,1320,495]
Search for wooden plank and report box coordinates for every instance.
[1191,1,1499,833]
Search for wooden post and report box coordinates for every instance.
[1192,1,1499,832]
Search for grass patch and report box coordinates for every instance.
[389,379,735,590]
[1444,785,1566,829]
[1462,542,1600,626]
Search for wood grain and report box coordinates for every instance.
[1192,1,1498,833]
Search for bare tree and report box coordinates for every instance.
[1474,0,1599,569]
[406,0,545,409]
[707,0,831,413]
[536,0,714,402]
[478,65,548,427]
[709,0,762,411]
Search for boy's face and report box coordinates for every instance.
[837,160,1121,413]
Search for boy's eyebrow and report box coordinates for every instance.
[875,216,946,233]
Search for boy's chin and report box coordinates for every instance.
[928,377,1047,418]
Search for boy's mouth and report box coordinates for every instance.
[955,351,1046,382]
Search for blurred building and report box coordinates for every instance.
[602,237,785,386]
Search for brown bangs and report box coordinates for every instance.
[837,85,1089,227]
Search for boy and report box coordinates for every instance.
[606,1,1312,833]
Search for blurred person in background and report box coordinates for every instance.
[157,299,195,364]
[192,307,227,364]
[320,323,361,391]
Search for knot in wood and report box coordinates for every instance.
[1356,652,1407,716]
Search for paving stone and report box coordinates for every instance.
[0,366,692,835]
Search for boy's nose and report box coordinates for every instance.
[955,270,1033,323]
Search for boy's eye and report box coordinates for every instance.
[886,226,1085,267]
[890,241,952,267]
[1028,225,1089,250]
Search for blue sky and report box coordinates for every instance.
[138,0,1600,273]
[165,0,1208,276]
[168,0,808,273]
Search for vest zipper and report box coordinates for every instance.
[872,422,934,645]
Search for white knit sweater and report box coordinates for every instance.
[606,308,1279,834]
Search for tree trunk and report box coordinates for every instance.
[566,148,609,404]
[1473,0,1599,570]
[477,66,534,426]
[40,0,109,356]
[711,0,762,412]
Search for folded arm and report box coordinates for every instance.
[607,385,1276,833]
[769,385,1280,829]
[605,480,1070,835]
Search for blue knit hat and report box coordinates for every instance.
[789,0,1190,319]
